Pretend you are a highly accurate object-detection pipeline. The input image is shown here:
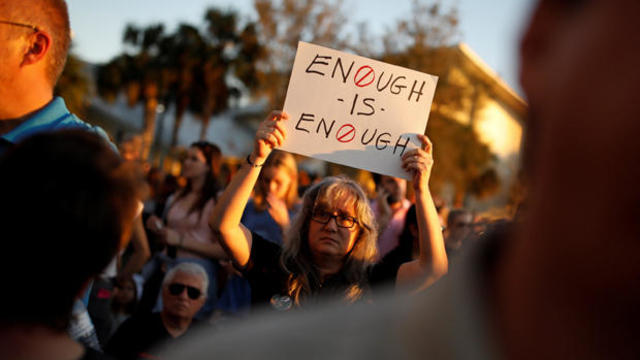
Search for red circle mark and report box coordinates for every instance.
[354,66,375,87]
[336,124,356,143]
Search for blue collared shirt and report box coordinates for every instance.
[0,96,114,155]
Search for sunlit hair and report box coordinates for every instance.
[281,176,378,306]
[254,150,298,211]
[163,262,209,295]
[5,0,71,86]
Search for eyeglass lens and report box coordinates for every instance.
[313,210,355,228]
[168,283,201,299]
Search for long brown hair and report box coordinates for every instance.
[281,176,378,306]
[174,141,222,216]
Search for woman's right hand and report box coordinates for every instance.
[251,110,288,164]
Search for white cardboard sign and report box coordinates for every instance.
[281,42,438,180]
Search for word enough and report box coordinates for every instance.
[305,54,428,103]
[295,113,411,157]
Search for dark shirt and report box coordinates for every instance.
[242,233,387,310]
[106,312,200,360]
[369,245,412,287]
[241,233,289,308]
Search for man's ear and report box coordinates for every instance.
[22,32,51,65]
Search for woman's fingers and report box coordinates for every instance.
[402,148,427,161]
[268,110,289,122]
[273,121,288,141]
[402,146,433,176]
[258,111,289,149]
[416,134,432,154]
[260,132,279,148]
[270,125,285,146]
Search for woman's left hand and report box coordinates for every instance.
[401,134,434,194]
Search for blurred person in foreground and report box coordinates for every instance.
[208,111,447,311]
[0,0,150,349]
[107,263,208,360]
[162,0,640,359]
[0,131,144,360]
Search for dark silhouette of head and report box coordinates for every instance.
[0,130,145,331]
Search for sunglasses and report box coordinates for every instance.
[168,283,202,300]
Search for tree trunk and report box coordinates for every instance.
[199,113,211,141]
[199,90,215,141]
[170,95,189,148]
[141,82,158,161]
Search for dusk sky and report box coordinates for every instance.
[67,0,533,95]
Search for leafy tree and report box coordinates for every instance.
[161,24,205,147]
[97,24,168,160]
[98,9,264,156]
[253,0,348,108]
[177,8,264,141]
[378,0,498,205]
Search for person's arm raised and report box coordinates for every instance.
[209,111,289,267]
[395,134,448,292]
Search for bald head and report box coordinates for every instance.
[1,0,70,87]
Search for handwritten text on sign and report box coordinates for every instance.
[281,42,438,179]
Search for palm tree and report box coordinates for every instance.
[97,8,264,155]
[162,24,205,148]
[97,24,167,160]
[188,8,263,140]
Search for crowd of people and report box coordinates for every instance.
[2,0,639,359]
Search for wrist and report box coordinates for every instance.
[414,188,432,201]
[247,153,266,168]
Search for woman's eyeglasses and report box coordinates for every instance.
[311,209,358,229]
[168,283,202,300]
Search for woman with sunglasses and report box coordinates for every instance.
[209,111,447,309]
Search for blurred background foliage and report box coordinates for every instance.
[57,0,504,206]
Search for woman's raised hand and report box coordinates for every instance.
[251,111,289,163]
[401,134,434,194]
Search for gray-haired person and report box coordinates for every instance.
[106,262,208,360]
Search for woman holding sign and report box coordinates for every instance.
[209,111,447,309]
